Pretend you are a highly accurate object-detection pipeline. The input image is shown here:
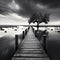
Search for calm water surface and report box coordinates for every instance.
[0,27,60,60]
[46,30,60,60]
[34,27,60,60]
[0,26,28,60]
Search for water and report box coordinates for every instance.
[0,36,15,60]
[0,26,28,60]
[34,27,60,60]
[46,30,60,60]
[0,26,60,60]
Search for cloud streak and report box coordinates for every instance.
[0,13,29,25]
[8,0,20,11]
[0,0,60,24]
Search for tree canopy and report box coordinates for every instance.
[28,12,50,24]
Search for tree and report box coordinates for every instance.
[28,12,50,31]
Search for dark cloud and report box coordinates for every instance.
[0,5,13,15]
[0,0,60,22]
[0,0,13,14]
[15,0,60,17]
[0,0,60,16]
[15,0,47,17]
[15,0,36,17]
[16,0,60,9]
[32,0,60,8]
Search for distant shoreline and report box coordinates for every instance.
[0,25,60,27]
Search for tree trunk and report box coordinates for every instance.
[37,22,39,31]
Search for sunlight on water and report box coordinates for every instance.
[39,27,46,31]
[33,27,47,31]
[0,26,27,38]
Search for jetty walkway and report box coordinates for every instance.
[12,27,50,60]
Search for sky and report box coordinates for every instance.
[0,0,60,25]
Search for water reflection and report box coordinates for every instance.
[33,27,60,60]
[0,26,28,60]
[46,29,60,60]
[0,26,60,60]
[42,27,60,60]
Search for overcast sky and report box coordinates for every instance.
[0,0,60,25]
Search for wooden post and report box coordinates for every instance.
[23,31,24,39]
[43,34,47,53]
[15,35,18,50]
[26,29,28,34]
[28,26,30,30]
[25,29,27,35]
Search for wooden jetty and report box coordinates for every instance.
[12,27,50,60]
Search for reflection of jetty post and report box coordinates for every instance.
[15,35,18,50]
[43,34,47,53]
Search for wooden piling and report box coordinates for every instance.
[15,35,18,50]
[22,31,24,39]
[43,34,47,53]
